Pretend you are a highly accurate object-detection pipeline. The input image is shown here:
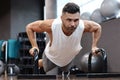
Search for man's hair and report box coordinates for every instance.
[62,2,80,14]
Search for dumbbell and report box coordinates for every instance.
[7,64,20,76]
[0,60,5,76]
[33,49,39,74]
[70,65,80,74]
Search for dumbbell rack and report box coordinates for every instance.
[17,32,46,74]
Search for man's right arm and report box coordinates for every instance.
[26,20,53,56]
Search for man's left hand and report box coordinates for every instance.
[91,47,99,55]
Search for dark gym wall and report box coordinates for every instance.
[0,0,10,40]
[0,0,44,40]
[11,0,44,39]
[99,18,120,72]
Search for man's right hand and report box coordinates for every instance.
[29,47,39,56]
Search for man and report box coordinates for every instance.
[26,2,101,75]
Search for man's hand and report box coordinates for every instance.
[29,47,39,56]
[91,47,99,55]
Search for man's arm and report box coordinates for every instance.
[26,21,44,49]
[26,19,53,56]
[83,20,102,53]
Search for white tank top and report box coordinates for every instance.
[45,17,85,67]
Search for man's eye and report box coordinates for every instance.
[74,19,79,22]
[67,19,72,22]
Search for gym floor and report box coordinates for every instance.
[1,72,120,80]
[1,76,120,80]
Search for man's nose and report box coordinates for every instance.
[71,21,75,26]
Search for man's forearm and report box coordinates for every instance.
[92,25,101,48]
[26,25,38,48]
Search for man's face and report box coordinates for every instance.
[61,12,80,33]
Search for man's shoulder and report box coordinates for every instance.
[43,17,61,27]
[52,17,62,24]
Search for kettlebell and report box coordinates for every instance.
[80,48,107,73]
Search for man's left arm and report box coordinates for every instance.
[84,20,102,53]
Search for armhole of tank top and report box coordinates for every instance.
[50,19,56,48]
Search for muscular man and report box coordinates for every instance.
[26,2,101,75]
